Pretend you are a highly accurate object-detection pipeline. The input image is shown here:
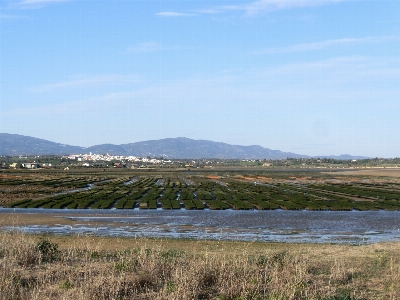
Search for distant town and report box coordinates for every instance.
[1,153,400,170]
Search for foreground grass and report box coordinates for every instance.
[0,232,400,299]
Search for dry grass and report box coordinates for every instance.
[1,231,400,299]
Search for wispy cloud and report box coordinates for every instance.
[0,13,27,20]
[192,9,220,14]
[30,74,141,92]
[157,0,350,18]
[227,0,350,16]
[19,0,68,4]
[252,36,398,54]
[17,0,71,9]
[127,42,176,53]
[5,55,400,123]
[156,11,197,17]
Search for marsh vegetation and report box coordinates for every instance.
[4,170,400,211]
[0,231,399,299]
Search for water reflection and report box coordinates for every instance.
[1,208,400,244]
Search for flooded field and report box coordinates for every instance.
[2,208,400,244]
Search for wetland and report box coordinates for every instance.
[2,168,400,244]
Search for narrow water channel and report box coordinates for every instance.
[1,208,400,244]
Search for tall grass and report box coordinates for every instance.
[0,231,399,299]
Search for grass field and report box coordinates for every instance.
[0,231,399,299]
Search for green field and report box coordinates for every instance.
[3,170,400,211]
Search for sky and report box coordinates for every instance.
[1,0,400,158]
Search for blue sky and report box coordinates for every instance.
[1,0,400,157]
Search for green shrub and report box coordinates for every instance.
[59,280,73,290]
[36,239,59,263]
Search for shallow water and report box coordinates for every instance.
[1,208,400,244]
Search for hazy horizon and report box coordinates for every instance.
[1,0,399,157]
[0,133,373,158]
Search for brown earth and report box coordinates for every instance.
[326,168,400,178]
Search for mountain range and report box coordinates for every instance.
[0,133,368,160]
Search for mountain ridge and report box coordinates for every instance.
[0,133,369,159]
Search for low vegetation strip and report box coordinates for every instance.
[4,173,400,211]
[0,231,399,299]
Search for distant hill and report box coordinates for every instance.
[86,137,307,159]
[0,133,82,156]
[0,133,368,159]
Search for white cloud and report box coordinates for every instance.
[157,0,351,18]
[156,11,197,17]
[0,14,26,20]
[192,9,220,14]
[127,42,176,54]
[238,0,349,16]
[30,74,141,92]
[19,0,68,4]
[17,0,71,9]
[252,36,398,54]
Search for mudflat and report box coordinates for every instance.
[0,213,75,226]
[327,168,400,177]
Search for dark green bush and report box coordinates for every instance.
[36,239,59,263]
